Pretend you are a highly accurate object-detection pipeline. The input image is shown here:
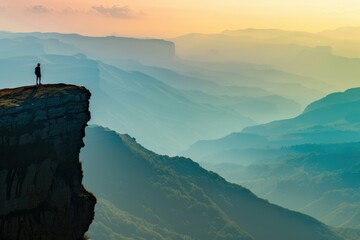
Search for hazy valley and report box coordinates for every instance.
[185,87,360,230]
[1,27,360,239]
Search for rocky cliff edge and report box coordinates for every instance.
[0,84,96,240]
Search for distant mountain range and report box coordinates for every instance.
[2,28,360,237]
[186,87,360,159]
[171,29,360,88]
[184,87,360,230]
[0,31,316,154]
[81,125,347,240]
[319,27,360,41]
[198,143,360,230]
[0,31,175,65]
[243,87,360,144]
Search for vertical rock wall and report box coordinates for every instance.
[0,84,96,240]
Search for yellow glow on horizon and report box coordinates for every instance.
[1,0,360,37]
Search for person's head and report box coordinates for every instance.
[37,63,40,66]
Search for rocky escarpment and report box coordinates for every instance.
[0,84,96,240]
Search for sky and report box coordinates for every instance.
[1,0,360,38]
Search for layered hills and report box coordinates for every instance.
[186,87,360,159]
[0,31,175,65]
[184,87,360,230]
[0,29,357,239]
[171,29,360,88]
[243,87,360,143]
[0,33,309,154]
[81,125,345,240]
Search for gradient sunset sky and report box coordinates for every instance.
[1,0,360,38]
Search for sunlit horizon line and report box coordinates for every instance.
[1,25,360,40]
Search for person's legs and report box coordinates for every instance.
[36,76,41,85]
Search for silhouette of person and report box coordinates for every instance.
[35,63,41,85]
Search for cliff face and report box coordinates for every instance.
[0,84,96,240]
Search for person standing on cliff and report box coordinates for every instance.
[35,63,41,86]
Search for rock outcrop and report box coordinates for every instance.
[0,84,96,240]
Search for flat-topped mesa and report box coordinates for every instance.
[0,84,96,240]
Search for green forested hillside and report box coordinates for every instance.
[81,126,344,240]
[89,198,191,240]
[184,88,360,230]
[199,143,360,229]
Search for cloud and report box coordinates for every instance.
[0,6,6,12]
[92,5,141,19]
[61,7,79,15]
[28,5,52,14]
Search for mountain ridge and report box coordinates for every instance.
[81,125,344,240]
[183,86,360,231]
